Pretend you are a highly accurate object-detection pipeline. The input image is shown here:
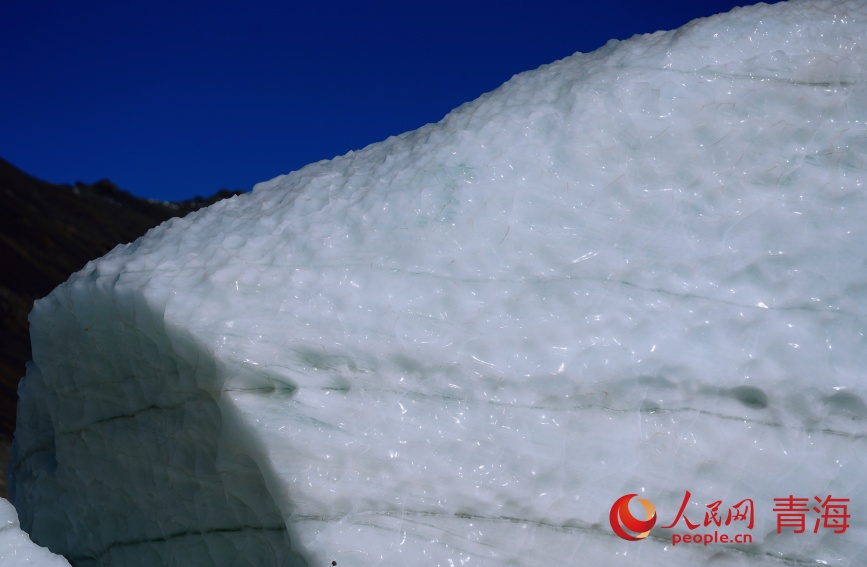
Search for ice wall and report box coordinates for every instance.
[10,0,867,565]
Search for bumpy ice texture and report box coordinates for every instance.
[10,0,867,564]
[0,498,71,566]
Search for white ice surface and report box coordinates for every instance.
[10,0,867,565]
[0,498,70,566]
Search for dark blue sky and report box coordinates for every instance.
[2,0,767,201]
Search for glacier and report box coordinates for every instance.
[9,0,867,565]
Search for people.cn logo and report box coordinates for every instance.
[610,494,657,541]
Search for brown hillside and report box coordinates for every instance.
[0,157,242,448]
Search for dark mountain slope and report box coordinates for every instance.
[0,157,242,448]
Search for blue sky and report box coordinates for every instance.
[2,0,767,201]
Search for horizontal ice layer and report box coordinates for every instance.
[0,498,71,566]
[10,0,867,565]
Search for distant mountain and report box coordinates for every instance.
[0,157,244,443]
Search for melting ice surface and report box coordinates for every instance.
[10,0,867,564]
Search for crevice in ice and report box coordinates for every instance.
[11,394,199,465]
[83,400,196,426]
[291,262,861,319]
[612,278,857,317]
[280,383,867,439]
[290,509,826,566]
[65,524,287,564]
[662,66,863,88]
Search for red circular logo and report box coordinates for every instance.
[610,494,657,541]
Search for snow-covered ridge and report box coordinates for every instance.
[11,0,867,565]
